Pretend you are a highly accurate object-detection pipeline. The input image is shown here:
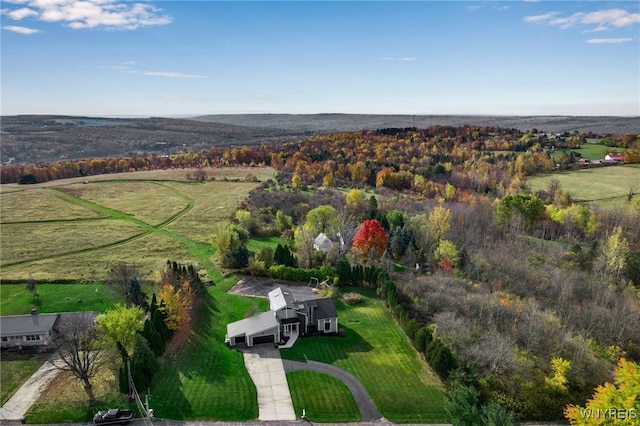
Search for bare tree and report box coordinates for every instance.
[52,313,103,404]
[107,263,140,302]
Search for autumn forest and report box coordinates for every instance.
[2,124,640,422]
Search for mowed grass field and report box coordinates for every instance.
[281,287,448,423]
[0,168,274,282]
[0,283,124,315]
[146,277,268,421]
[286,370,360,422]
[527,164,640,208]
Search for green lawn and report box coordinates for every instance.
[246,236,281,253]
[147,277,269,420]
[555,144,616,161]
[281,287,448,423]
[286,370,360,422]
[0,284,123,315]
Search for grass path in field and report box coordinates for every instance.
[2,182,198,268]
[281,287,448,423]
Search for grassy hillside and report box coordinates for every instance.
[527,164,640,208]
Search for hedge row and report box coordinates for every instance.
[268,264,336,283]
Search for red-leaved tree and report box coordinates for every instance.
[352,219,389,262]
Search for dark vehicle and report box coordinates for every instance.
[93,408,135,425]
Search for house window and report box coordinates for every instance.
[1,337,7,342]
[25,335,41,341]
[324,320,331,332]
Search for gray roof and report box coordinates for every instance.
[313,233,335,253]
[1,314,59,336]
[313,298,338,320]
[227,311,279,338]
[268,287,296,311]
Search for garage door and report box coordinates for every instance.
[252,335,275,345]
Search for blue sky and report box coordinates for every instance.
[1,1,639,117]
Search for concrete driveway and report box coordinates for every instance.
[241,345,296,421]
[0,353,64,423]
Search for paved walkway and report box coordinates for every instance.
[241,345,296,421]
[0,353,65,423]
[283,359,382,422]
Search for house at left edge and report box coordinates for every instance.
[1,311,98,349]
[226,287,338,347]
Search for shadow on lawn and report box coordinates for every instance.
[286,324,374,362]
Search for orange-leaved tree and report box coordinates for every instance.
[352,219,389,262]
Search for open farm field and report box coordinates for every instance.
[572,143,617,160]
[59,181,190,226]
[281,287,448,423]
[162,181,261,243]
[0,233,192,282]
[527,165,640,208]
[555,143,620,161]
[0,168,270,282]
[1,220,144,267]
[0,188,105,222]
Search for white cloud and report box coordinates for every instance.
[525,8,640,31]
[4,7,38,19]
[3,25,40,34]
[380,57,416,62]
[1,0,172,30]
[524,12,559,24]
[586,38,633,44]
[139,71,207,79]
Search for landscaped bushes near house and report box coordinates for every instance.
[342,292,364,305]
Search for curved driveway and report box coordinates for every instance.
[283,359,382,422]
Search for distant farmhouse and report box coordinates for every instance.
[604,153,623,162]
[1,311,97,349]
[226,287,338,347]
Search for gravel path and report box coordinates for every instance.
[283,359,383,422]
